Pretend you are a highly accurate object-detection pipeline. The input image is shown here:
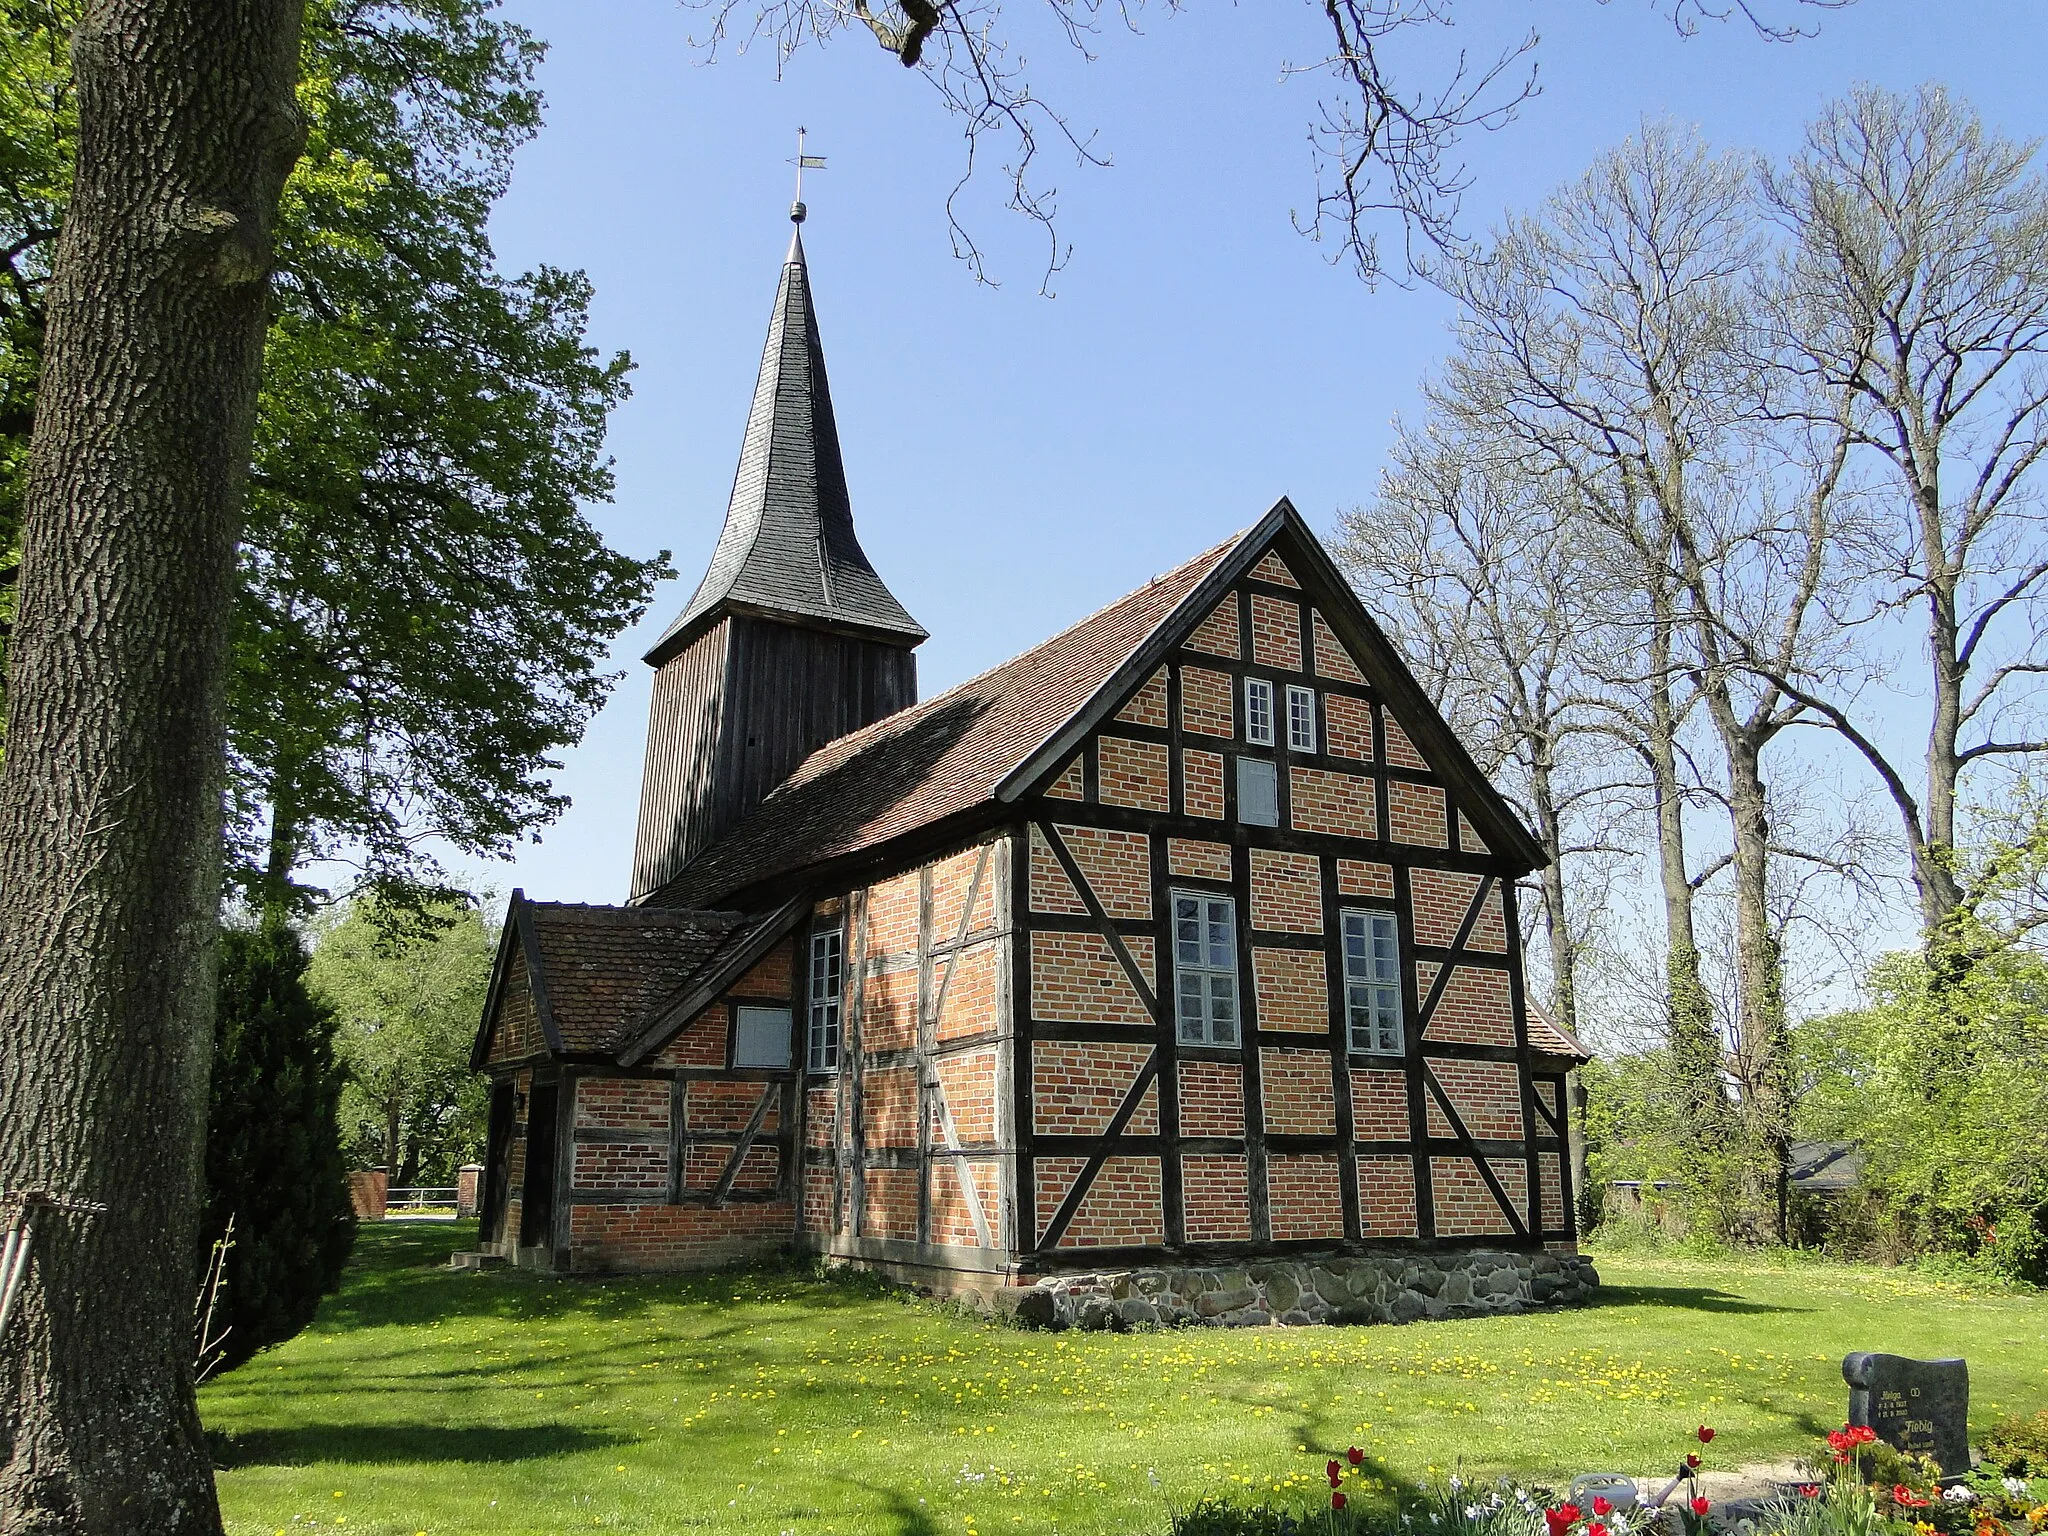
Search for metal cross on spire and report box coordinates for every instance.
[790,127,827,224]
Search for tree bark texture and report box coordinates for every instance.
[0,3,304,1530]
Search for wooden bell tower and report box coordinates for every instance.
[630,213,924,902]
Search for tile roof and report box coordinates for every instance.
[520,901,756,1055]
[645,227,926,664]
[1525,996,1592,1062]
[645,529,1248,908]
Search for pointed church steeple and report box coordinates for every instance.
[645,219,925,667]
[631,212,924,902]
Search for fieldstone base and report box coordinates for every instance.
[1010,1249,1599,1330]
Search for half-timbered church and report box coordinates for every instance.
[470,207,1592,1315]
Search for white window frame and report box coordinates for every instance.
[733,1004,794,1068]
[1342,908,1404,1055]
[1244,677,1275,747]
[1287,685,1318,753]
[1173,890,1241,1046]
[807,927,843,1073]
[1236,757,1279,827]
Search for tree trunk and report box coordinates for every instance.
[1645,629,1718,1151]
[1717,722,1789,1242]
[384,1105,402,1186]
[1526,742,1596,1229]
[0,3,303,1530]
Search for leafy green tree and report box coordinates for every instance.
[204,921,357,1373]
[308,898,496,1185]
[0,0,668,908]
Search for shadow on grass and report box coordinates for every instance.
[1596,1283,1806,1315]
[209,1422,633,1468]
[868,1486,944,1536]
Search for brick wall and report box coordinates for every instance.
[1383,717,1431,771]
[863,1066,920,1147]
[864,870,923,960]
[1266,1154,1344,1241]
[1456,812,1491,855]
[1410,869,1482,948]
[1029,824,1087,915]
[1430,1155,1524,1237]
[1181,1154,1253,1241]
[1312,611,1367,686]
[1421,964,1515,1046]
[1177,1060,1245,1136]
[488,950,541,1062]
[1182,749,1224,819]
[1056,824,1153,920]
[1249,593,1303,672]
[1387,780,1448,848]
[1116,667,1169,728]
[1337,859,1394,900]
[1252,946,1327,1033]
[653,1002,727,1068]
[929,844,998,939]
[1168,837,1233,882]
[864,1166,921,1241]
[575,1077,668,1132]
[802,1166,837,1233]
[1187,597,1241,659]
[1046,756,1085,800]
[1349,1068,1410,1141]
[1538,1151,1565,1233]
[1290,766,1377,839]
[1425,1058,1525,1140]
[574,1141,668,1195]
[1033,1041,1151,1135]
[861,965,919,1052]
[1029,931,1153,1024]
[1356,1155,1419,1236]
[568,1200,793,1273]
[1323,693,1374,760]
[933,945,999,1042]
[1249,849,1322,933]
[1260,1048,1336,1134]
[936,1046,998,1144]
[1251,551,1299,587]
[930,1158,1000,1247]
[1179,666,1234,739]
[687,1079,779,1135]
[1055,1156,1164,1249]
[1098,736,1171,811]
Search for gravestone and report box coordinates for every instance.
[1843,1352,1970,1477]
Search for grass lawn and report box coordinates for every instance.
[200,1223,2048,1536]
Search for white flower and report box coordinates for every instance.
[1942,1487,1976,1504]
[2005,1479,2030,1496]
[1466,1505,1485,1520]
[1452,1476,1467,1493]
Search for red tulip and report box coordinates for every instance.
[1328,1460,1343,1487]
[1593,1498,1613,1518]
[1332,1491,1348,1512]
[1588,1522,1609,1536]
[1347,1447,1365,1466]
[1697,1426,1715,1444]
[1800,1486,1822,1500]
[1685,1454,1702,1470]
[1545,1504,1583,1536]
[1692,1497,1711,1516]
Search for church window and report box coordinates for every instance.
[1237,757,1278,826]
[1173,891,1240,1046]
[1287,685,1317,753]
[734,1005,794,1068]
[1244,678,1275,746]
[807,928,843,1073]
[1342,909,1403,1054]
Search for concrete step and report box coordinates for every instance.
[447,1250,506,1271]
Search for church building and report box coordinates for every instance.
[469,209,1592,1316]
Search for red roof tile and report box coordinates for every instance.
[645,530,1246,908]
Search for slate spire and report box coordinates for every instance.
[646,215,926,665]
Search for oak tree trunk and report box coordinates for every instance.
[0,2,304,1529]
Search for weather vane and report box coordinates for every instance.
[790,127,827,224]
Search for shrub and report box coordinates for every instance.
[202,919,356,1371]
[1984,1411,2048,1478]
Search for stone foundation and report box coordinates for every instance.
[1010,1249,1599,1330]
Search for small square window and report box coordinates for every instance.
[1287,685,1317,753]
[734,1005,794,1068]
[1237,757,1278,826]
[1244,678,1275,747]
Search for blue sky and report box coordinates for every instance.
[461,0,2045,920]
